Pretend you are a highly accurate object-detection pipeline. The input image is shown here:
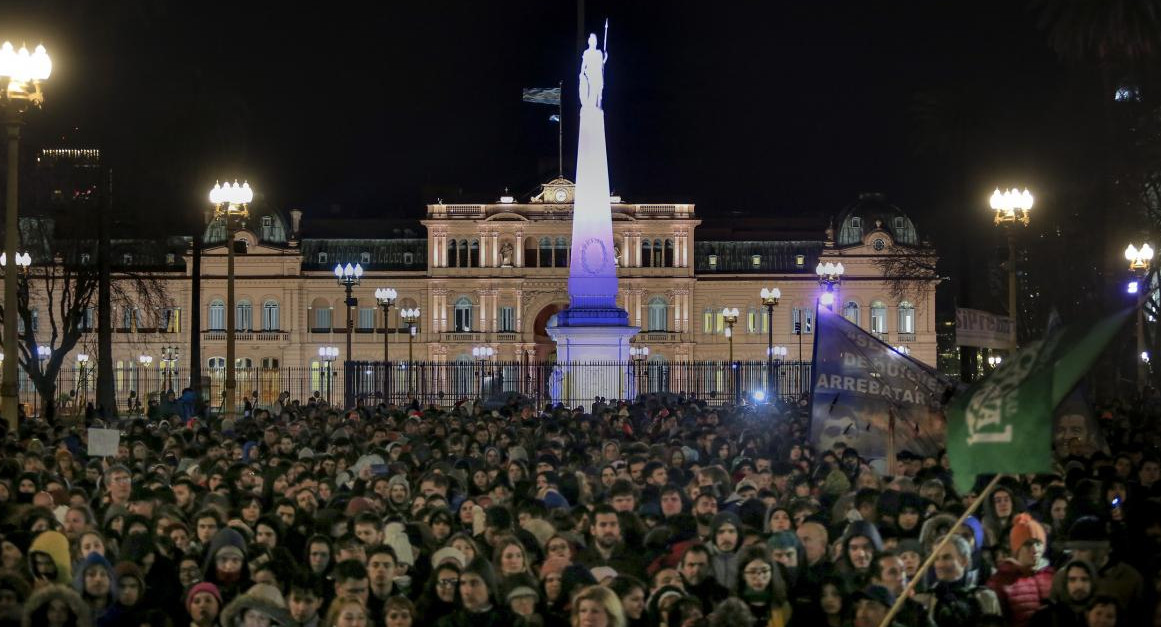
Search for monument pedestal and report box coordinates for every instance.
[547,308,639,406]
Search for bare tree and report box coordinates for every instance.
[871,243,940,306]
[0,218,172,420]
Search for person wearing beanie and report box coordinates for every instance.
[985,513,1054,627]
[186,582,223,627]
[112,561,147,623]
[219,582,291,626]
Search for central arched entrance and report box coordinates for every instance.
[532,303,567,362]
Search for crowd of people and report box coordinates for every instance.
[0,388,1158,627]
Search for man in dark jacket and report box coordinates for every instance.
[1027,559,1096,627]
[677,543,729,613]
[575,504,647,581]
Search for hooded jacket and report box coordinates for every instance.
[28,529,71,585]
[1027,558,1095,627]
[22,583,91,627]
[202,527,250,603]
[708,511,743,592]
[72,552,122,627]
[836,520,884,587]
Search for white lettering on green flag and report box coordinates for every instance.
[947,308,1132,493]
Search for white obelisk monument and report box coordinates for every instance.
[547,29,639,405]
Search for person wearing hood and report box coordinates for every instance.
[386,474,412,517]
[112,561,148,624]
[28,529,71,589]
[706,511,743,592]
[219,582,292,626]
[72,551,122,627]
[837,520,884,589]
[121,530,183,614]
[986,514,1054,627]
[435,556,521,627]
[21,583,91,627]
[203,527,251,604]
[1027,558,1096,627]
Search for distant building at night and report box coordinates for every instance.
[7,178,939,407]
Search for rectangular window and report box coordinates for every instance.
[315,307,332,329]
[500,307,515,332]
[163,307,181,333]
[81,307,95,331]
[358,307,376,330]
[704,312,714,334]
[792,308,814,334]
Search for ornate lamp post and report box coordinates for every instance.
[987,355,1002,369]
[400,308,421,395]
[318,346,338,405]
[630,345,649,396]
[160,346,179,393]
[816,261,845,309]
[1,41,51,429]
[721,307,739,403]
[991,188,1033,348]
[760,287,781,396]
[137,354,152,397]
[76,353,89,410]
[334,263,364,371]
[769,345,787,399]
[375,287,396,401]
[209,180,253,420]
[1126,242,1154,390]
[472,345,494,398]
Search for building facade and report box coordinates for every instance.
[11,178,937,407]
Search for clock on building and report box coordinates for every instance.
[553,188,569,203]
[872,238,886,251]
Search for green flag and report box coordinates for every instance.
[946,308,1132,493]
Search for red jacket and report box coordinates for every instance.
[987,559,1055,627]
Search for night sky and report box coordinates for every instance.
[5,1,1097,249]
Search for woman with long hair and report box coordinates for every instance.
[734,546,791,627]
[571,585,626,627]
[416,561,461,625]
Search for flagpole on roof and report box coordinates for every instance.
[558,79,564,178]
[877,473,1003,627]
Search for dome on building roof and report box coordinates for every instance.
[834,192,919,247]
[202,205,291,246]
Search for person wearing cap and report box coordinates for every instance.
[219,582,291,626]
[852,584,904,627]
[1062,516,1143,620]
[986,513,1054,627]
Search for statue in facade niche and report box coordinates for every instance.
[500,242,514,267]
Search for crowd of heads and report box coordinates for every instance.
[0,388,1158,627]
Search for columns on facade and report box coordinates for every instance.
[514,289,523,334]
[432,288,448,333]
[514,231,524,267]
[621,232,631,268]
[490,231,499,268]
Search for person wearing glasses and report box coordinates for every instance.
[734,545,792,627]
[417,560,462,625]
[435,557,519,627]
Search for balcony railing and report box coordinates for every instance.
[641,331,681,342]
[202,330,289,341]
[897,332,916,342]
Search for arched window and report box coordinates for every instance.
[469,239,480,267]
[870,300,888,335]
[262,300,280,331]
[642,240,653,268]
[703,308,724,335]
[311,297,332,330]
[554,237,569,267]
[524,238,538,268]
[652,239,663,267]
[539,237,553,268]
[454,297,473,332]
[898,301,915,335]
[648,297,668,332]
[447,240,456,268]
[664,239,674,267]
[843,301,860,326]
[209,300,225,331]
[458,240,469,268]
[236,300,252,331]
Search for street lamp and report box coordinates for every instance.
[472,345,495,398]
[987,355,1002,369]
[334,263,364,372]
[991,187,1033,348]
[36,345,50,361]
[400,308,421,395]
[721,307,739,403]
[759,287,781,396]
[209,180,253,421]
[375,287,397,401]
[76,353,89,410]
[1126,242,1154,390]
[1,41,51,429]
[630,345,650,396]
[318,345,338,405]
[160,346,179,392]
[816,261,845,309]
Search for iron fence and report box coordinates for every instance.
[19,360,813,416]
[343,360,812,408]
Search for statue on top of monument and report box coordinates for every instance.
[579,29,608,110]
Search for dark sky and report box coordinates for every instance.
[8,0,1086,245]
